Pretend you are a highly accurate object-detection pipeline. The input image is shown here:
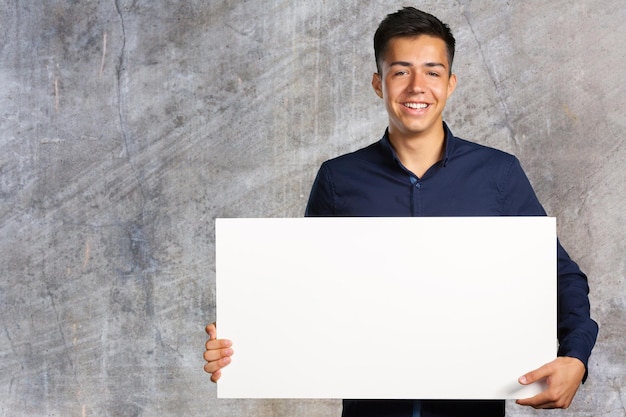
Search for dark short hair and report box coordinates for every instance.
[374,7,456,74]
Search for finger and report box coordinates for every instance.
[516,397,557,409]
[204,346,234,362]
[204,355,231,374]
[516,394,543,407]
[205,323,217,339]
[210,369,222,383]
[518,391,575,410]
[516,374,553,408]
[516,386,565,409]
[205,338,232,351]
[516,393,550,409]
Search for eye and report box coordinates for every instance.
[428,71,440,77]
[394,70,408,76]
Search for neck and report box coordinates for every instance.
[388,126,446,178]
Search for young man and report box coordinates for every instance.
[204,7,598,417]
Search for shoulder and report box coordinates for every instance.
[317,139,393,176]
[450,135,515,160]
[443,123,517,165]
[447,135,521,173]
[322,140,385,166]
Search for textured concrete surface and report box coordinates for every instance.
[0,1,623,416]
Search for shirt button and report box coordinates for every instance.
[415,182,421,189]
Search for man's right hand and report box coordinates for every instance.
[203,323,233,382]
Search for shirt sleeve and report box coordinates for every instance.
[501,157,598,377]
[555,243,599,375]
[305,162,335,216]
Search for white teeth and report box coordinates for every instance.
[404,102,428,109]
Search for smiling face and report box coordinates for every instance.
[372,35,457,144]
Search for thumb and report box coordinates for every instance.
[519,364,549,385]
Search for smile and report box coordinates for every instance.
[403,102,429,109]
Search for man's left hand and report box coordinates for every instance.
[516,356,586,409]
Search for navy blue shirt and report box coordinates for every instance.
[305,123,598,417]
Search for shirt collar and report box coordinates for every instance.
[441,121,454,167]
[380,122,456,168]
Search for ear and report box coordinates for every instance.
[371,72,383,98]
[447,73,457,98]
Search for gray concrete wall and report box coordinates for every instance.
[0,1,623,416]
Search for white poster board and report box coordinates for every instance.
[216,217,556,399]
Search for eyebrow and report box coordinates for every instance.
[388,61,447,70]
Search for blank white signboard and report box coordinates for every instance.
[216,217,556,399]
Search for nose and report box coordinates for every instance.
[407,73,425,94]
